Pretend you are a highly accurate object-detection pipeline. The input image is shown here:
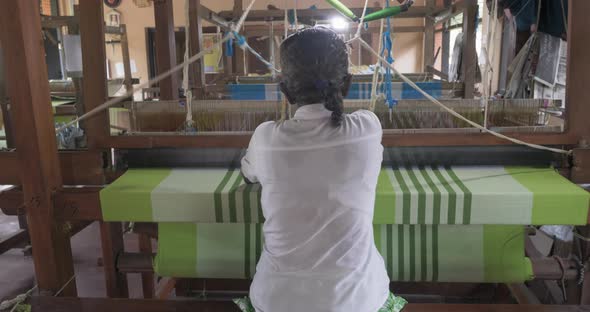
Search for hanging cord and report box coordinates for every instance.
[482,0,499,129]
[369,18,385,112]
[354,0,370,40]
[180,0,195,132]
[0,286,37,311]
[380,0,397,122]
[294,0,299,30]
[356,37,571,155]
[56,0,259,132]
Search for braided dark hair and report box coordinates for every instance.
[280,26,349,126]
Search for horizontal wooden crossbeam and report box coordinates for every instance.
[30,297,590,312]
[218,6,433,21]
[0,151,105,185]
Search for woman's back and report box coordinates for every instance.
[239,26,392,312]
[244,107,389,311]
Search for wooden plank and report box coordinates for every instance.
[97,131,577,149]
[41,15,78,29]
[1,186,103,221]
[139,234,155,298]
[154,0,179,101]
[232,0,246,76]
[198,5,230,30]
[506,283,541,304]
[0,229,29,254]
[79,0,110,148]
[189,0,206,98]
[460,2,477,99]
[100,221,129,298]
[0,151,105,185]
[0,0,76,296]
[219,6,434,21]
[572,149,590,184]
[30,297,590,312]
[565,0,590,145]
[423,0,436,70]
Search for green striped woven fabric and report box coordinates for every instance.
[154,223,533,283]
[101,167,589,225]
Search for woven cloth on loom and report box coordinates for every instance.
[226,82,442,100]
[154,223,532,283]
[100,167,589,225]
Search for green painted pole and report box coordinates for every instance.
[326,0,358,21]
[362,6,403,22]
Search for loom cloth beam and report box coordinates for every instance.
[100,167,589,225]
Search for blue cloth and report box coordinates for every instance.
[504,0,568,36]
[505,0,537,31]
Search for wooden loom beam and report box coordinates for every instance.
[189,0,206,98]
[0,151,105,185]
[460,1,477,99]
[233,0,246,76]
[79,0,110,148]
[0,40,14,148]
[218,6,435,22]
[0,0,76,296]
[94,131,577,149]
[565,0,590,145]
[31,297,590,312]
[423,0,436,71]
[154,0,180,101]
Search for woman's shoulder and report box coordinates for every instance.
[346,110,383,133]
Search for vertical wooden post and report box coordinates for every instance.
[360,33,373,66]
[189,0,206,99]
[441,0,452,76]
[0,41,15,148]
[569,0,590,301]
[154,0,179,100]
[565,0,590,145]
[423,0,436,71]
[79,0,110,147]
[0,0,76,296]
[233,0,246,75]
[461,2,477,99]
[100,222,129,298]
[139,234,155,298]
[120,25,133,94]
[223,33,234,77]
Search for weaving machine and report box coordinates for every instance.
[1,0,590,311]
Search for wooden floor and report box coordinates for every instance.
[31,297,590,312]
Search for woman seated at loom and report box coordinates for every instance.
[238,27,406,312]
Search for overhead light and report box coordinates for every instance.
[330,17,349,30]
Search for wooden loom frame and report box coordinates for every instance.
[1,0,590,310]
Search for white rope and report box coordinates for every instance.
[354,0,370,40]
[56,0,259,132]
[0,275,75,311]
[0,286,36,311]
[356,37,570,155]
